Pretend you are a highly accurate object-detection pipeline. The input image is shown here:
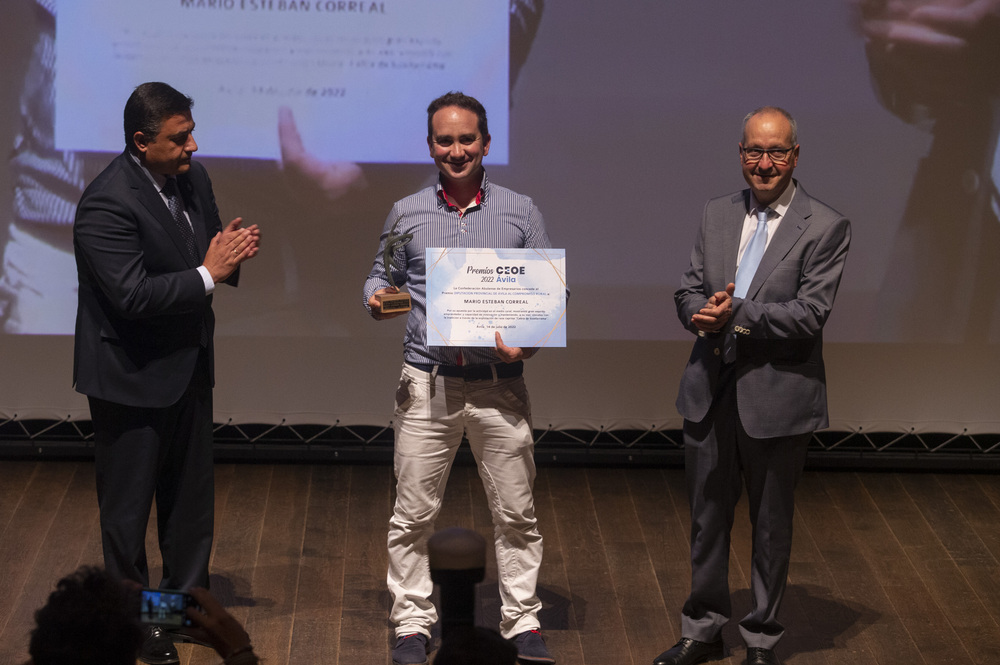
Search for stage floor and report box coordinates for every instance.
[0,461,997,664]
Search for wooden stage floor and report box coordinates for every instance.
[0,461,997,664]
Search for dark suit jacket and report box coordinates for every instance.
[674,182,851,439]
[73,151,234,408]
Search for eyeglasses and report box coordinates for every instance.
[741,146,795,164]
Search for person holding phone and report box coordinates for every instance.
[25,566,260,665]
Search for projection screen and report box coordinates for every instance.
[1,0,998,435]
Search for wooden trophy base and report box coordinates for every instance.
[375,291,412,313]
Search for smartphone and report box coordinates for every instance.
[140,588,194,628]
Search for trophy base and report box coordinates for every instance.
[375,291,412,313]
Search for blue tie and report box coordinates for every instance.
[734,208,769,299]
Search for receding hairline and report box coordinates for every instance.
[742,106,798,146]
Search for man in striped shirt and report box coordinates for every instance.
[364,92,555,665]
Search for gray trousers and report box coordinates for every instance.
[680,366,810,650]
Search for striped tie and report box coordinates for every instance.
[163,178,197,261]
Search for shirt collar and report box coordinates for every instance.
[750,180,796,220]
[436,170,489,210]
[128,151,171,193]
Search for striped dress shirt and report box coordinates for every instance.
[363,171,552,367]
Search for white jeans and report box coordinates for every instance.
[388,363,543,639]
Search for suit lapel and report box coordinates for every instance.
[123,153,200,268]
[746,182,813,298]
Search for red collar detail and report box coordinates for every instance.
[438,187,483,215]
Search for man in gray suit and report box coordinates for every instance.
[654,107,850,665]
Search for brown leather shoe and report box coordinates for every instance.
[653,637,725,665]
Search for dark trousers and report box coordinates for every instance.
[89,358,214,590]
[681,366,809,650]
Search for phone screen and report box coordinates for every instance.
[140,588,194,628]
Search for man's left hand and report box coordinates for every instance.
[203,218,261,283]
[495,331,536,363]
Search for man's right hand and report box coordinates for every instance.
[203,217,261,283]
[368,286,408,320]
[691,282,735,334]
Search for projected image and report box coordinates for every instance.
[858,0,1000,342]
[0,0,540,336]
[55,1,512,163]
[0,0,997,343]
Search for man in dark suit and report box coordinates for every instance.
[655,107,850,665]
[72,82,260,664]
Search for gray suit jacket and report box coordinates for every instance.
[675,182,851,439]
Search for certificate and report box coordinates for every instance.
[54,0,509,164]
[426,248,566,348]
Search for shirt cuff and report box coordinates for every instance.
[197,265,216,294]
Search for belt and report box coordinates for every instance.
[406,360,523,380]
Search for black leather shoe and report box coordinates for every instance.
[139,626,179,665]
[745,647,780,665]
[653,637,725,665]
